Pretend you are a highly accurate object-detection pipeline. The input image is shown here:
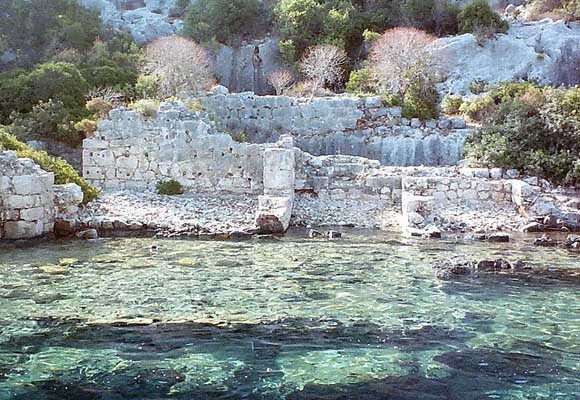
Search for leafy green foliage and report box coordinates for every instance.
[129,99,160,118]
[0,127,99,202]
[274,0,459,63]
[9,100,85,146]
[183,0,268,44]
[0,0,101,68]
[346,68,375,95]
[442,95,464,115]
[458,0,508,34]
[465,85,580,185]
[0,62,88,124]
[156,180,185,196]
[402,79,439,120]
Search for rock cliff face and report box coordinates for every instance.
[213,38,282,95]
[433,19,580,95]
[78,0,184,44]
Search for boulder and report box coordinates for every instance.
[521,221,545,233]
[54,219,79,237]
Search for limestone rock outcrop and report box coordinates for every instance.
[433,19,580,95]
[78,0,183,44]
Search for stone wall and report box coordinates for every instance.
[0,151,55,239]
[201,93,470,167]
[83,103,266,192]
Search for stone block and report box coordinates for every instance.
[3,220,43,239]
[12,175,39,195]
[20,207,45,221]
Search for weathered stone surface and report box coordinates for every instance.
[54,219,79,237]
[256,196,293,234]
[201,94,470,167]
[0,151,56,240]
[432,19,580,95]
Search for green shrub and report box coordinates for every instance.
[382,93,403,107]
[465,85,580,185]
[459,95,496,121]
[135,74,160,99]
[362,29,380,43]
[458,0,508,35]
[183,0,268,44]
[0,128,99,202]
[402,79,439,120]
[9,100,85,146]
[129,99,160,118]
[0,0,101,68]
[469,78,489,94]
[74,119,98,137]
[86,98,113,118]
[156,180,185,196]
[346,68,376,95]
[0,62,88,123]
[488,81,540,102]
[442,95,464,115]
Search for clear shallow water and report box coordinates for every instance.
[0,231,579,400]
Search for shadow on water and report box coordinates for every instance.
[2,319,578,400]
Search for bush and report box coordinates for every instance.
[442,95,464,115]
[0,0,101,68]
[529,0,580,21]
[0,128,99,202]
[0,62,88,123]
[465,85,580,185]
[9,100,84,146]
[156,180,185,195]
[402,79,439,120]
[130,99,160,118]
[135,75,160,99]
[459,95,496,121]
[346,68,376,95]
[183,0,268,44]
[74,119,98,137]
[86,98,113,118]
[469,78,489,95]
[458,0,508,35]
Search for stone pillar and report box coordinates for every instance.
[256,135,295,234]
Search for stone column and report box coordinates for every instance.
[256,135,295,234]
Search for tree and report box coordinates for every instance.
[145,36,214,98]
[300,44,348,98]
[268,69,293,95]
[183,0,267,44]
[369,28,438,97]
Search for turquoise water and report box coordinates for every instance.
[0,231,579,399]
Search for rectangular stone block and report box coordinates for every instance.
[20,207,45,221]
[3,220,43,239]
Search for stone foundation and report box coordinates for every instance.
[82,101,579,236]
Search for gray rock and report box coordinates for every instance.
[432,20,580,95]
[521,221,545,233]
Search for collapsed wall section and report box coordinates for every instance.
[0,151,55,239]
